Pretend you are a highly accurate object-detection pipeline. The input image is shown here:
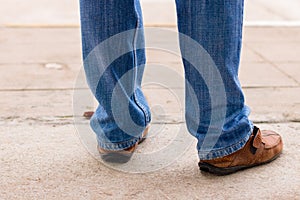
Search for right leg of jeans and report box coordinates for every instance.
[79,0,151,151]
[175,0,253,160]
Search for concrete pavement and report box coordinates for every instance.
[1,0,300,26]
[0,1,300,200]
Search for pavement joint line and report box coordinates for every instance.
[0,88,88,92]
[0,85,299,92]
[0,62,82,65]
[3,21,300,28]
[246,44,300,86]
[1,117,299,125]
[244,21,300,27]
[271,62,300,86]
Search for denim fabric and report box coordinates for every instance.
[79,0,253,160]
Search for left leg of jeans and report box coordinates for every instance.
[175,0,253,160]
[79,0,151,150]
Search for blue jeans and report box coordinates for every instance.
[79,0,253,160]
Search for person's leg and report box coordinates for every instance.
[175,0,283,175]
[79,0,150,152]
[175,0,252,160]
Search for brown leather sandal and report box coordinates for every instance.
[199,126,283,175]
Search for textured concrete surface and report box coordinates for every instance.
[0,123,299,199]
[0,26,300,199]
[1,1,300,199]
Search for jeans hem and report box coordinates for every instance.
[97,136,141,151]
[198,127,253,160]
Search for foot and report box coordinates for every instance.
[199,126,283,175]
[98,126,149,163]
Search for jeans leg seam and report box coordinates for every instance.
[132,0,149,125]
